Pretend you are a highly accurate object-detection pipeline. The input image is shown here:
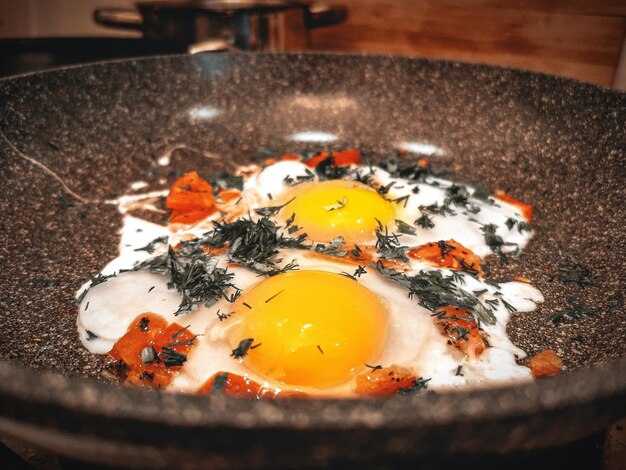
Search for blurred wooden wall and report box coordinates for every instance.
[309,0,626,87]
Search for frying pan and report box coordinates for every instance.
[0,53,624,468]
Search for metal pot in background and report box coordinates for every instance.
[94,0,347,53]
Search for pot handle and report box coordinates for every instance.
[93,8,143,31]
[307,3,348,29]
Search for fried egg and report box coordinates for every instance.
[77,151,545,397]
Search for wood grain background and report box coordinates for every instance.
[309,0,626,87]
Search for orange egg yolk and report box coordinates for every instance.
[278,180,395,243]
[226,270,389,388]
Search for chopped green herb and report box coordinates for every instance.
[265,289,285,303]
[376,182,395,196]
[371,261,497,325]
[375,220,409,261]
[254,197,295,217]
[76,272,117,305]
[138,317,150,331]
[324,196,347,212]
[314,236,347,257]
[471,183,491,202]
[210,172,244,191]
[445,184,470,207]
[134,236,168,254]
[353,265,367,278]
[134,246,240,315]
[452,255,481,277]
[397,377,431,396]
[231,338,254,359]
[505,217,517,231]
[211,372,229,396]
[340,271,357,281]
[437,240,454,258]
[202,216,307,275]
[159,347,187,367]
[453,325,470,341]
[482,224,506,260]
[419,202,456,217]
[314,155,350,180]
[501,298,517,313]
[392,194,410,208]
[395,219,417,235]
[517,221,532,233]
[415,213,435,229]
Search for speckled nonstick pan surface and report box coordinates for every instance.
[0,53,624,468]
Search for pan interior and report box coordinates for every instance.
[0,53,623,388]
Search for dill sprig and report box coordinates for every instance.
[444,184,470,207]
[314,154,351,180]
[481,224,506,260]
[395,219,417,235]
[415,213,435,229]
[76,272,117,305]
[471,182,491,203]
[211,372,229,395]
[231,338,254,359]
[419,202,456,217]
[397,377,431,396]
[371,261,497,325]
[203,216,307,275]
[254,197,295,217]
[313,236,348,257]
[134,246,240,315]
[375,220,409,261]
[159,347,188,367]
[378,156,437,182]
[134,235,169,254]
[209,172,244,191]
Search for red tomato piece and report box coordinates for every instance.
[197,372,264,398]
[408,240,483,277]
[303,149,360,168]
[166,171,217,223]
[494,189,533,222]
[110,313,196,389]
[355,365,417,397]
[434,306,487,358]
[529,350,563,378]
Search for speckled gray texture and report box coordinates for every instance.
[0,53,624,466]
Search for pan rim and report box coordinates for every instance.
[0,357,625,428]
[0,53,624,442]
